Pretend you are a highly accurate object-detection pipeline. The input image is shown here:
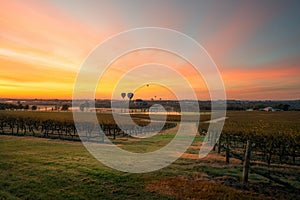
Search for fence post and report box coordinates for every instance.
[218,139,221,154]
[225,142,230,164]
[242,140,252,185]
[113,128,116,140]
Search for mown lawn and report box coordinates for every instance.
[0,134,271,200]
[0,135,172,200]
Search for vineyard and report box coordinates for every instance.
[1,111,299,164]
[199,111,300,188]
[0,111,177,142]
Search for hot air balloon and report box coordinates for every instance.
[127,92,134,100]
[121,92,126,99]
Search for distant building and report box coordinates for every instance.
[263,107,274,112]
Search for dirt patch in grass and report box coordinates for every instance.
[181,152,241,165]
[146,176,259,200]
[146,176,300,199]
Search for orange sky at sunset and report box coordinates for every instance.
[0,0,299,100]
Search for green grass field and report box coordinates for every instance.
[0,135,263,200]
[0,111,299,199]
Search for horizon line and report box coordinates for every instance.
[0,98,299,102]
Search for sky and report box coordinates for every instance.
[0,0,299,100]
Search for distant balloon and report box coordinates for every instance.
[127,92,134,100]
[121,92,126,99]
[146,84,149,87]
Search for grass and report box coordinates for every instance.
[0,135,173,200]
[113,126,204,153]
[0,136,248,199]
[1,134,299,199]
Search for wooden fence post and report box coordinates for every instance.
[218,139,221,154]
[242,140,252,185]
[113,128,116,140]
[226,142,230,164]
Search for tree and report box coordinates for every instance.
[24,105,29,110]
[79,101,90,112]
[31,105,37,110]
[17,103,23,110]
[61,104,70,111]
[276,104,290,111]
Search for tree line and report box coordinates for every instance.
[0,103,70,111]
